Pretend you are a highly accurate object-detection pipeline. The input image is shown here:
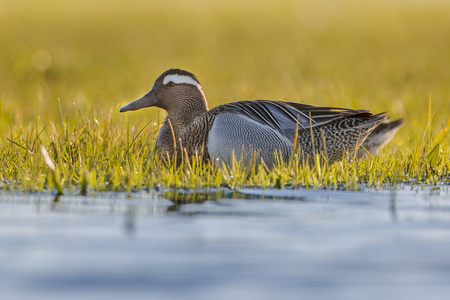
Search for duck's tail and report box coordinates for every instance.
[358,118,404,157]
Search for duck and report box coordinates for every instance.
[120,68,402,167]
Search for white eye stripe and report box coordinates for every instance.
[163,74,201,89]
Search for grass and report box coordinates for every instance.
[1,0,450,193]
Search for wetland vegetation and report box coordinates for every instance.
[1,0,450,193]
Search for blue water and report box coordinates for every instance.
[1,185,450,300]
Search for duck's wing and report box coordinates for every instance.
[209,100,381,139]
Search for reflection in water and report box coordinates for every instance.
[50,195,62,211]
[163,189,237,212]
[162,188,306,212]
[163,189,241,203]
[124,205,136,235]
[53,194,62,203]
[390,189,398,222]
[5,185,448,221]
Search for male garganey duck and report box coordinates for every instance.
[120,69,403,166]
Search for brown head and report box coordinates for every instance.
[119,69,209,116]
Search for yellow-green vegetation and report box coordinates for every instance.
[0,0,449,193]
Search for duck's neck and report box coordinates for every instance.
[166,93,209,128]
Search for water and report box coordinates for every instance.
[1,185,450,300]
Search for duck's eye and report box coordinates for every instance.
[167,81,175,87]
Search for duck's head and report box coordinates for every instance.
[119,69,208,114]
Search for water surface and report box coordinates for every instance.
[1,185,450,300]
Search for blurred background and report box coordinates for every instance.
[1,0,450,143]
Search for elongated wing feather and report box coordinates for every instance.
[209,100,380,139]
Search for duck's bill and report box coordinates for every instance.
[119,90,158,112]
